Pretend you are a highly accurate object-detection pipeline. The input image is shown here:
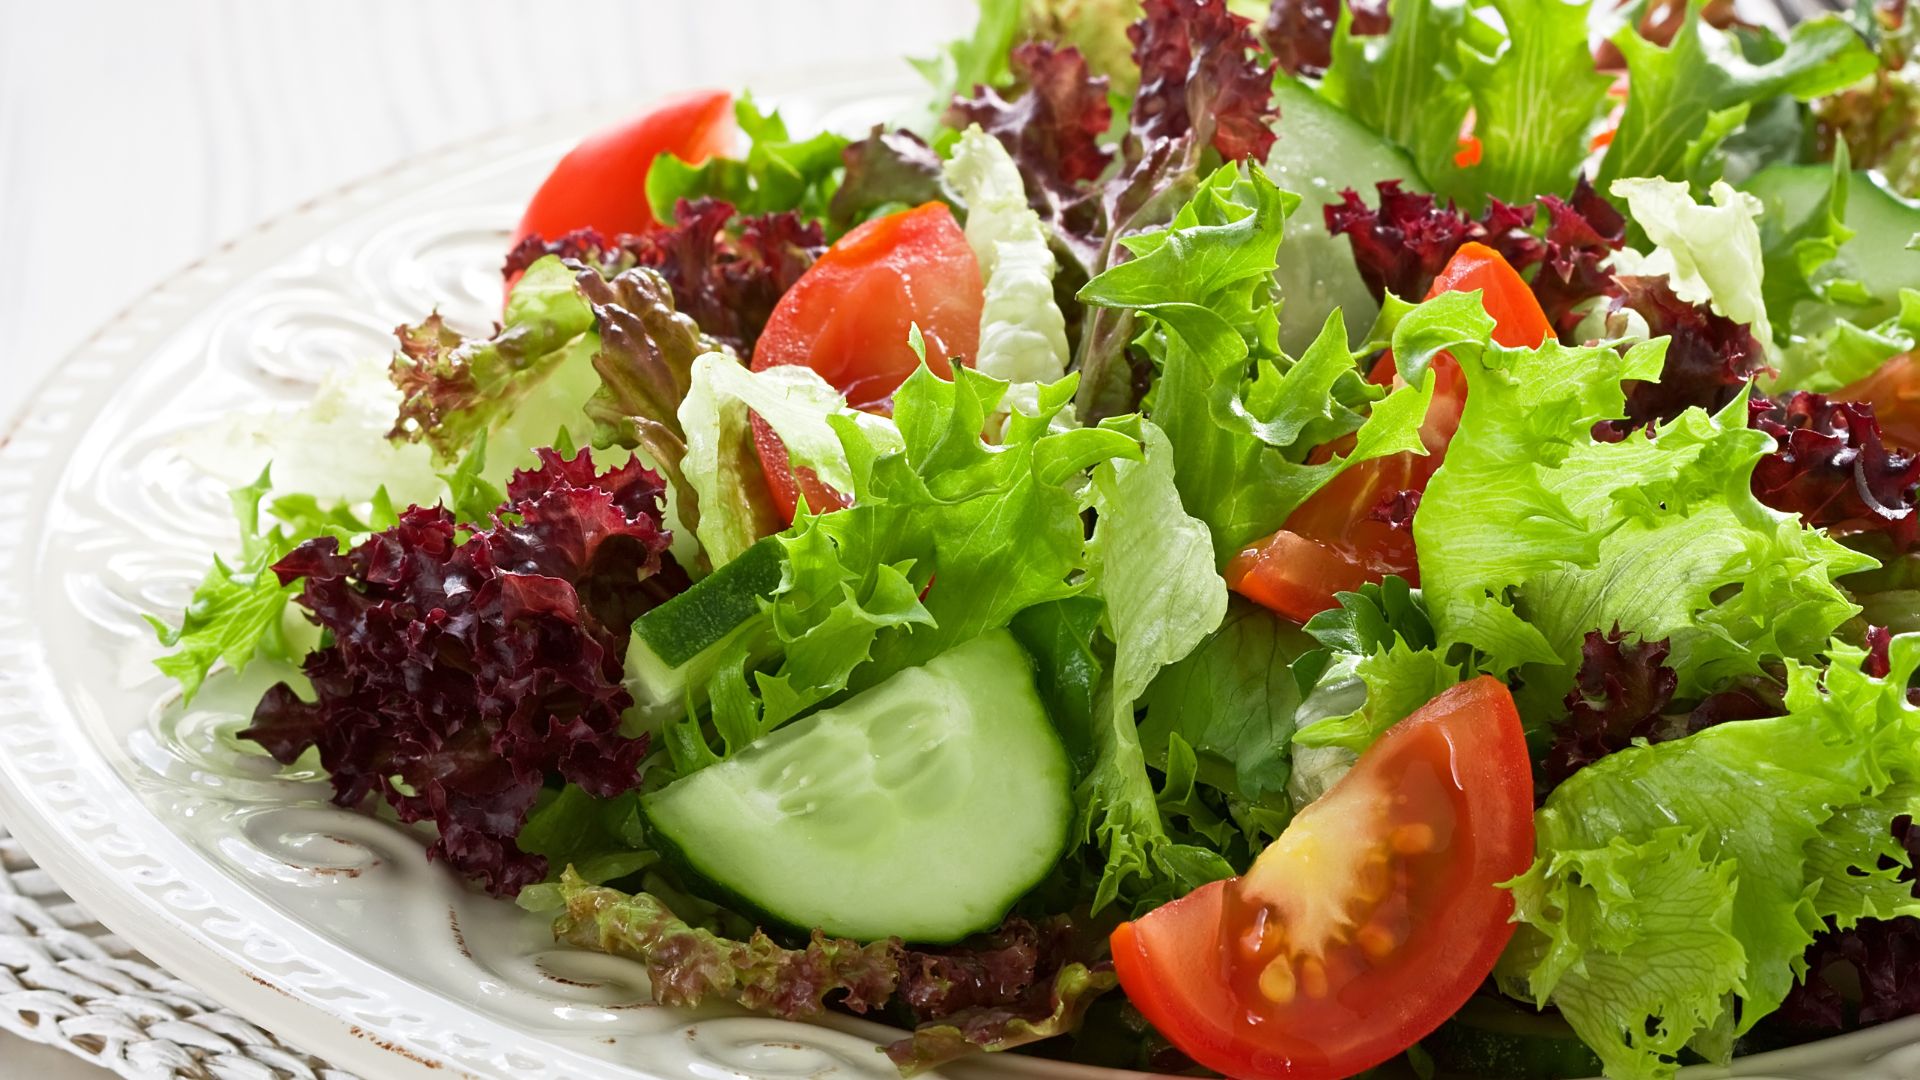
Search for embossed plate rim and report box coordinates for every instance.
[1,72,1918,1080]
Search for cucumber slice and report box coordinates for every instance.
[643,631,1072,942]
[1266,78,1429,356]
[1742,165,1920,325]
[1422,996,1603,1080]
[625,536,783,718]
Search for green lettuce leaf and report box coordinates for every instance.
[1412,330,1870,711]
[515,787,655,887]
[1300,573,1437,655]
[1078,164,1441,561]
[675,351,888,568]
[1598,4,1877,188]
[438,431,507,525]
[1292,638,1460,754]
[1078,418,1233,910]
[1500,636,1920,1078]
[1771,288,1920,392]
[1319,0,1494,200]
[686,366,1136,749]
[1609,178,1773,347]
[910,0,1023,124]
[1140,599,1310,808]
[1499,829,1745,1080]
[1290,578,1459,754]
[1010,597,1107,774]
[389,255,600,473]
[1455,0,1613,204]
[646,95,847,225]
[1754,149,1859,342]
[180,355,442,510]
[945,124,1071,386]
[149,470,394,703]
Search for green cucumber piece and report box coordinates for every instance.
[642,631,1072,942]
[1422,996,1603,1080]
[625,536,783,716]
[1742,165,1920,325]
[1266,77,1429,356]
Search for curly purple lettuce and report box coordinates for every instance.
[244,450,685,895]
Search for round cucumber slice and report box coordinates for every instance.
[642,631,1072,943]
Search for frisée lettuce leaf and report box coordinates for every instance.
[1411,325,1871,715]
[148,470,396,705]
[669,365,1139,763]
[1079,163,1441,561]
[1500,636,1920,1079]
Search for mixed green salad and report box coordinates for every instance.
[151,0,1920,1076]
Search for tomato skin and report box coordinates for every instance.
[752,203,980,406]
[1230,243,1550,622]
[1840,351,1920,450]
[511,89,735,248]
[1111,677,1535,1080]
[751,423,854,521]
[1453,134,1483,169]
[750,202,982,521]
[1225,527,1396,624]
[1428,242,1555,350]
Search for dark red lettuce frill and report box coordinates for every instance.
[244,449,684,895]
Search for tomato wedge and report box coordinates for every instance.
[1111,677,1535,1080]
[1227,243,1551,622]
[1840,351,1920,451]
[511,89,735,248]
[750,202,982,521]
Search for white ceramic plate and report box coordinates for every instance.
[2,75,1918,1080]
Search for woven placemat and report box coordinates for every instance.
[0,824,357,1080]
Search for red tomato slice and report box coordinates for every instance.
[1431,241,1557,351]
[511,89,735,248]
[750,202,982,521]
[1228,243,1551,622]
[1840,351,1920,451]
[1111,677,1535,1080]
[1453,134,1483,169]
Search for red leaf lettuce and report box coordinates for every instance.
[543,871,1116,1074]
[503,197,822,356]
[243,449,685,895]
[1540,626,1786,795]
[1751,391,1920,555]
[1260,0,1389,78]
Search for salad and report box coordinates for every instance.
[147,0,1920,1077]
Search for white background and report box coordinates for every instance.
[0,2,970,1074]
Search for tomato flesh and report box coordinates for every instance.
[1111,677,1535,1080]
[1228,243,1551,622]
[512,89,735,247]
[1840,351,1920,451]
[1453,134,1483,169]
[750,202,982,521]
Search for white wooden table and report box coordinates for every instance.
[0,2,970,1074]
